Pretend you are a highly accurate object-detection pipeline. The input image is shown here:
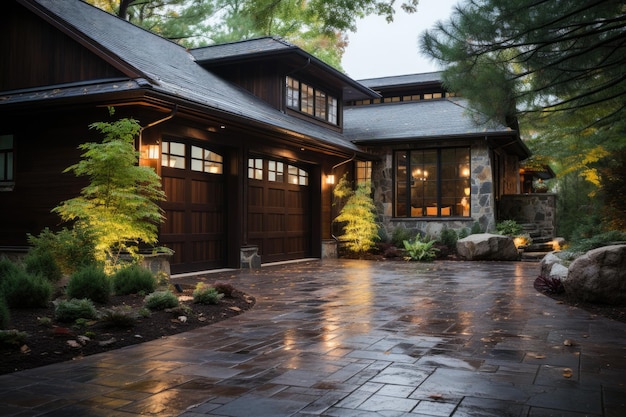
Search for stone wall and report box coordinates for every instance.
[371,140,497,239]
[499,193,556,238]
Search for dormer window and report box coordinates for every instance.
[286,76,338,125]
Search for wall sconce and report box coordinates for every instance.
[326,174,335,185]
[147,144,159,160]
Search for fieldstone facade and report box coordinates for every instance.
[372,140,511,239]
[499,193,556,239]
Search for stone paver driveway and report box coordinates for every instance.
[0,259,625,416]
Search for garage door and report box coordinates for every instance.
[247,157,310,263]
[160,141,226,273]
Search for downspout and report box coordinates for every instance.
[138,105,178,154]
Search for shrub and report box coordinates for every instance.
[193,283,224,305]
[0,297,9,329]
[496,220,524,237]
[568,230,626,253]
[54,298,98,322]
[470,222,483,235]
[439,228,458,250]
[0,266,52,308]
[100,306,136,328]
[27,227,97,275]
[391,227,415,248]
[0,330,28,347]
[23,250,62,283]
[66,265,111,304]
[113,265,157,295]
[458,228,469,239]
[144,290,179,311]
[213,282,236,297]
[534,275,565,294]
[403,236,439,261]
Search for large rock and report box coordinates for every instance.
[539,251,570,280]
[456,233,520,261]
[564,244,626,304]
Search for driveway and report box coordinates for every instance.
[0,259,625,416]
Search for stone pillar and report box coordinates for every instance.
[321,239,338,259]
[471,142,496,232]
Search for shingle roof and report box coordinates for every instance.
[191,36,298,62]
[15,0,363,154]
[343,99,513,141]
[358,72,443,89]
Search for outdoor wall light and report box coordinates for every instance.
[147,144,160,159]
[326,174,335,185]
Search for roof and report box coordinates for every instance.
[343,98,531,159]
[191,37,380,101]
[358,72,443,89]
[10,0,364,155]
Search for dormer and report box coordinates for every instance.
[191,37,379,131]
[347,72,455,106]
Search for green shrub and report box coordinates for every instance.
[66,265,111,304]
[458,228,469,239]
[439,228,458,250]
[403,236,439,261]
[54,298,98,322]
[144,290,179,311]
[193,283,224,305]
[27,227,97,275]
[470,222,483,235]
[0,297,9,329]
[0,330,28,347]
[113,265,157,295]
[24,250,62,283]
[1,266,52,308]
[391,227,416,248]
[496,220,524,237]
[569,230,626,253]
[100,306,136,328]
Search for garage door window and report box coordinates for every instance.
[191,145,223,174]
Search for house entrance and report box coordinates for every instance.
[160,141,226,273]
[247,157,311,263]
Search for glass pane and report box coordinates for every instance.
[315,91,326,119]
[170,142,185,156]
[191,159,202,171]
[0,135,13,150]
[301,84,314,115]
[328,97,338,124]
[395,151,408,217]
[191,146,202,159]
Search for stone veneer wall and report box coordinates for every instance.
[371,140,497,239]
[499,193,556,238]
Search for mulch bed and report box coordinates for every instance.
[0,283,255,375]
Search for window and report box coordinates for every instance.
[356,161,372,185]
[191,146,223,174]
[395,148,470,217]
[249,157,308,186]
[285,76,339,125]
[161,141,185,169]
[0,135,14,184]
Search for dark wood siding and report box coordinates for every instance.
[210,62,284,109]
[1,2,125,91]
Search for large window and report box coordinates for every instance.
[356,160,372,185]
[0,135,14,188]
[395,148,470,217]
[286,76,338,125]
[248,157,308,186]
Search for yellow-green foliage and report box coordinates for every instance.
[333,175,379,254]
[53,110,166,268]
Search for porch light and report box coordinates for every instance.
[326,174,335,185]
[147,144,159,159]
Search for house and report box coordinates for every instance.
[1,0,539,274]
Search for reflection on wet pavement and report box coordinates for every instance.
[0,259,625,416]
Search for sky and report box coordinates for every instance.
[341,0,458,80]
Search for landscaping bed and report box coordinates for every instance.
[0,281,254,375]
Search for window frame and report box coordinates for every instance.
[285,76,339,126]
[394,147,471,218]
[0,134,15,191]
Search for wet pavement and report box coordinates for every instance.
[1,259,625,416]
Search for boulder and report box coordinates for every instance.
[456,233,520,261]
[564,244,626,304]
[540,251,569,280]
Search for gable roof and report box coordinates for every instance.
[8,0,365,155]
[343,98,531,158]
[358,72,443,89]
[191,37,380,101]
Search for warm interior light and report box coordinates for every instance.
[326,174,335,185]
[464,187,471,196]
[147,144,159,159]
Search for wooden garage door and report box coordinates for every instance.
[160,141,226,273]
[247,157,310,263]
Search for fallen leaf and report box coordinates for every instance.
[228,306,242,312]
[562,368,573,378]
[67,340,81,348]
[20,345,31,354]
[429,393,444,401]
[563,339,575,346]
[178,315,187,323]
